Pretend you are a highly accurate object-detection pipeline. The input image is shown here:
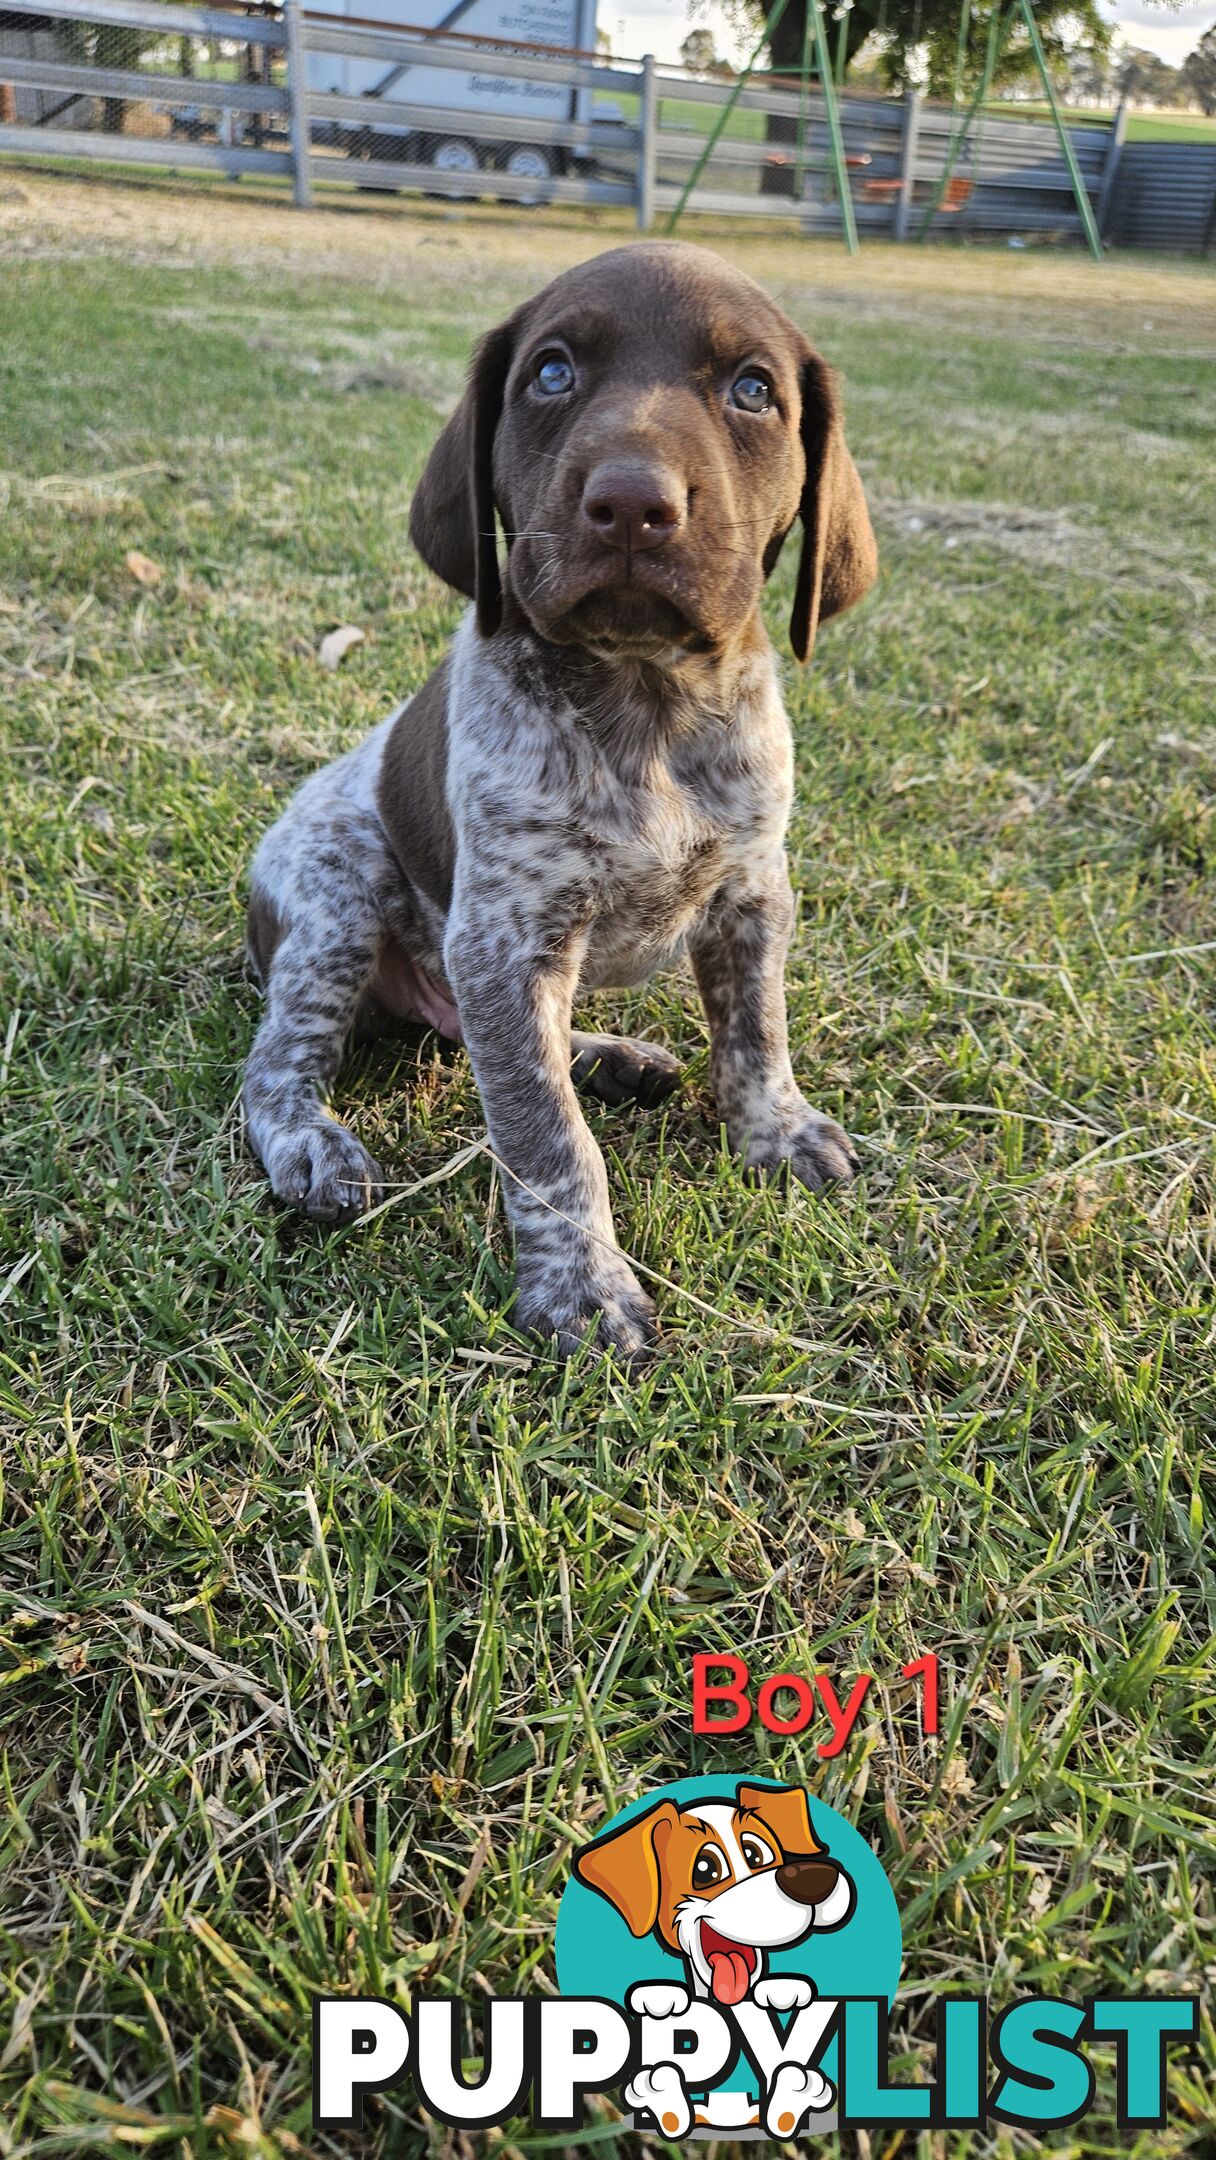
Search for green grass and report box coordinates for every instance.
[600,89,769,145]
[609,88,1216,152]
[984,101,1216,144]
[1121,110,1216,144]
[1,174,1214,2157]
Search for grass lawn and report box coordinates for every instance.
[600,89,770,144]
[603,88,1216,150]
[1,171,1214,2156]
[984,101,1216,144]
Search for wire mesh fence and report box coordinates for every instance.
[0,0,289,151]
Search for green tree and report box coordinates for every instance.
[1116,44,1183,108]
[1181,26,1216,114]
[1066,44,1112,103]
[776,0,1106,99]
[704,0,1187,102]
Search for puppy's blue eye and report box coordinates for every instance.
[731,372,772,414]
[535,354,574,396]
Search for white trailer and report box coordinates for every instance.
[305,0,616,193]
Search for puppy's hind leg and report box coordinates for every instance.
[570,1029,681,1109]
[243,879,385,1225]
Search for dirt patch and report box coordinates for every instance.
[874,492,1210,595]
[878,494,1084,558]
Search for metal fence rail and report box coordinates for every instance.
[0,0,1212,252]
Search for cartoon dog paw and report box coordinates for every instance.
[753,1974,815,2013]
[764,2061,835,2139]
[627,1982,691,2020]
[625,2061,692,2138]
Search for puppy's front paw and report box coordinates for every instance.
[744,1111,859,1193]
[628,1981,690,2020]
[515,1252,658,1363]
[264,1119,384,1225]
[753,1974,815,2013]
[625,2063,692,2138]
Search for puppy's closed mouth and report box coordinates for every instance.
[557,584,695,654]
[700,1920,758,2005]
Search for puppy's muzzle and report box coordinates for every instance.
[775,1855,842,1906]
[581,457,687,557]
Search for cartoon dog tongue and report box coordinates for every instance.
[702,1928,755,2005]
[707,1947,752,2005]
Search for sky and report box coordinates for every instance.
[602,0,1216,69]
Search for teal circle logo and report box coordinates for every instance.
[555,1777,900,2123]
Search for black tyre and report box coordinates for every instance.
[425,135,483,200]
[496,142,554,205]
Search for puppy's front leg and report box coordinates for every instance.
[445,916,657,1359]
[690,859,858,1191]
[245,915,384,1224]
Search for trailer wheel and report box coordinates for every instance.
[426,135,482,200]
[497,143,554,206]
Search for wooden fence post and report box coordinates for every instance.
[637,51,657,230]
[894,86,921,240]
[1095,98,1126,244]
[284,0,312,209]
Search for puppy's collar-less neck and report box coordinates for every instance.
[488,595,774,732]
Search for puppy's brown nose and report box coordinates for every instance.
[582,459,685,554]
[776,1856,840,1906]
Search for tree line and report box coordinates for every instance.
[676,10,1216,117]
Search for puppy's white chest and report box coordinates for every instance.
[607,789,721,890]
[578,779,754,988]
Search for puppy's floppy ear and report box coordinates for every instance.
[736,1781,822,1859]
[790,354,878,663]
[573,1801,681,1938]
[408,320,515,637]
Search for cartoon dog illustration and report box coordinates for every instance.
[574,1782,854,2137]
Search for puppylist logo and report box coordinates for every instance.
[559,1777,894,2136]
[313,1777,1197,2137]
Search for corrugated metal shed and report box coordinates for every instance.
[1110,140,1216,254]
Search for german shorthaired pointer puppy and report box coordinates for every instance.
[243,242,877,1358]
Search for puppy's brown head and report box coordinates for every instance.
[573,1781,854,2003]
[409,242,876,664]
